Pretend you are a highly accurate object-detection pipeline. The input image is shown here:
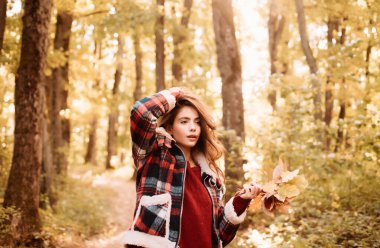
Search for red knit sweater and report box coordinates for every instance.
[179,163,250,248]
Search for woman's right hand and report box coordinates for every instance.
[237,183,263,200]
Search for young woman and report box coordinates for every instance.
[123,88,262,248]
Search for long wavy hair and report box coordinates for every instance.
[159,91,225,178]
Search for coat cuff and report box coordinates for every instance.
[160,89,177,112]
[224,197,247,225]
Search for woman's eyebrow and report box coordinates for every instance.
[178,117,200,120]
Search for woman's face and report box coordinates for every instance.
[169,106,201,150]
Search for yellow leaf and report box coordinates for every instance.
[272,159,285,182]
[262,181,278,194]
[274,193,286,202]
[278,184,300,199]
[294,175,308,191]
[281,168,300,183]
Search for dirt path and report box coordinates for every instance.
[84,166,136,248]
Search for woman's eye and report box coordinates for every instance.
[180,121,187,124]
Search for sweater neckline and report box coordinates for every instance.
[186,161,200,169]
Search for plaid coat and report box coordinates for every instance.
[122,89,247,248]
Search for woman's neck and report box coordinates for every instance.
[179,146,195,166]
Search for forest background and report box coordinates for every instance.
[0,0,379,247]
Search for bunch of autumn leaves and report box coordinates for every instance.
[250,160,309,216]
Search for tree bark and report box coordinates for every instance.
[133,31,143,102]
[212,0,245,202]
[106,35,124,170]
[0,0,6,54]
[2,0,52,246]
[50,11,73,175]
[294,0,322,121]
[268,0,286,111]
[155,0,166,91]
[172,0,193,83]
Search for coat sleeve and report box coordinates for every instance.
[130,89,179,161]
[217,197,248,246]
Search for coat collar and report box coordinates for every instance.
[194,152,219,180]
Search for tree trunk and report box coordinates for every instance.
[172,0,193,83]
[335,82,346,153]
[334,19,347,152]
[85,41,101,165]
[85,117,98,164]
[212,0,245,140]
[133,31,143,102]
[106,35,124,170]
[2,0,52,246]
[155,0,166,91]
[0,0,6,54]
[212,0,245,200]
[40,90,57,210]
[324,16,339,151]
[294,0,322,121]
[364,18,374,101]
[268,0,285,111]
[50,11,73,175]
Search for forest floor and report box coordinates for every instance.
[57,166,136,248]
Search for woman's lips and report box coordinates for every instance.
[187,135,198,141]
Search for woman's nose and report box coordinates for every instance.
[189,123,196,131]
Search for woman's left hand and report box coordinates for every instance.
[238,183,263,200]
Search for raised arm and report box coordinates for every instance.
[130,88,180,160]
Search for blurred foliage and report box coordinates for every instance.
[41,171,113,239]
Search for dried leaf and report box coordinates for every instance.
[262,195,276,216]
[262,181,278,194]
[274,193,286,202]
[294,175,309,191]
[249,194,263,210]
[272,159,285,182]
[281,168,300,183]
[277,203,291,214]
[278,184,300,199]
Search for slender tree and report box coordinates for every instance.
[294,0,322,121]
[50,10,74,174]
[212,0,245,200]
[85,40,102,165]
[106,35,124,169]
[0,0,6,54]
[324,16,339,150]
[172,0,193,83]
[212,0,245,139]
[155,0,166,91]
[133,30,143,102]
[268,0,286,111]
[335,19,347,152]
[2,0,52,246]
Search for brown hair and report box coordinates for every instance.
[159,91,225,178]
